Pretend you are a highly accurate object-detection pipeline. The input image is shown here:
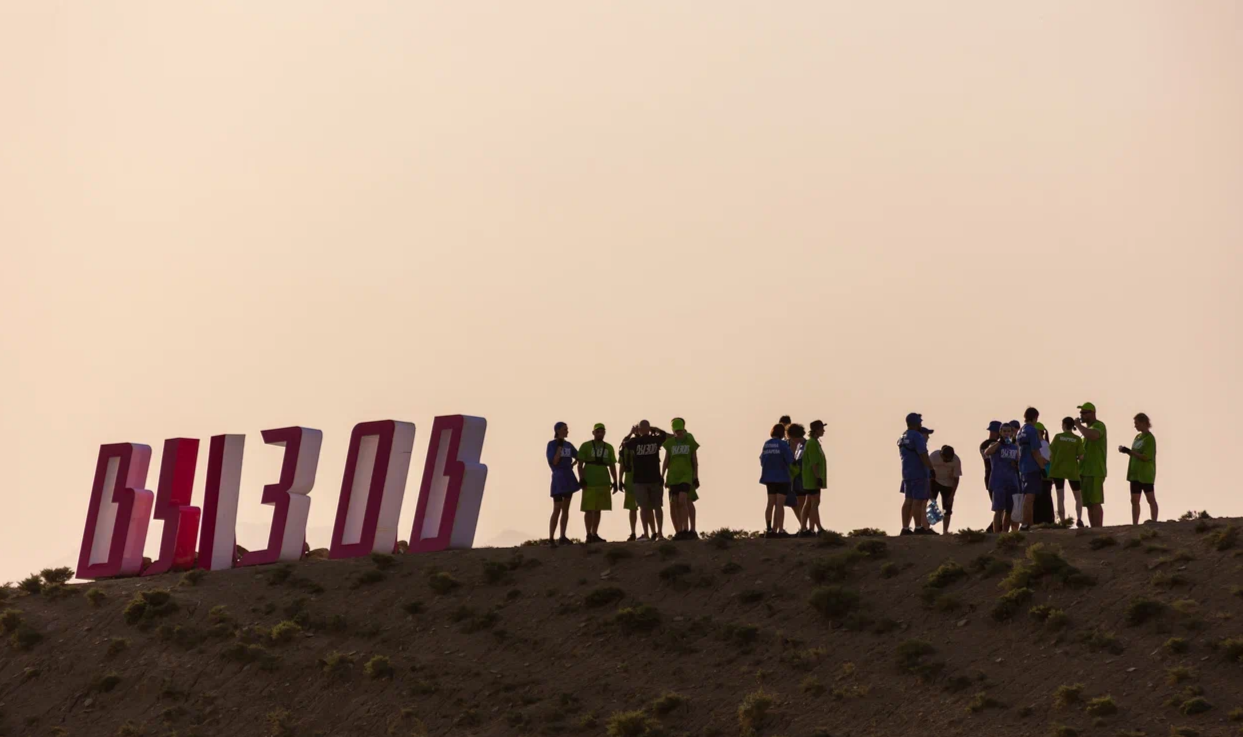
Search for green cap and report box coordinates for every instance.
[1035,422,1046,431]
[593,423,605,431]
[671,418,686,431]
[1077,402,1096,412]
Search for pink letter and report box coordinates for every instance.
[76,443,155,579]
[240,427,323,567]
[143,438,201,577]
[330,420,415,559]
[408,415,488,553]
[198,434,245,571]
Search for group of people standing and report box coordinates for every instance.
[900,402,1159,535]
[545,419,699,546]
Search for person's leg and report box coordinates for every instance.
[655,506,664,538]
[688,498,697,534]
[1088,504,1103,527]
[1053,479,1066,523]
[901,497,913,531]
[808,495,823,533]
[772,494,785,532]
[1130,490,1141,525]
[1071,480,1084,524]
[993,509,1006,534]
[1023,494,1035,528]
[1145,488,1158,522]
[915,499,929,530]
[559,498,571,538]
[550,498,561,541]
[765,493,775,532]
[941,489,955,535]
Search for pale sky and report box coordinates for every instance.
[2,1,1240,583]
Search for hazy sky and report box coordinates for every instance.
[2,1,1240,583]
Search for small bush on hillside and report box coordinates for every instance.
[10,625,43,650]
[428,571,460,594]
[1218,636,1243,662]
[738,588,765,604]
[605,710,660,737]
[991,587,1033,621]
[956,528,986,544]
[123,589,178,628]
[970,554,1010,577]
[995,532,1026,550]
[40,567,73,585]
[604,548,634,565]
[1085,695,1118,716]
[880,562,901,579]
[222,642,279,670]
[1080,629,1124,654]
[650,691,687,716]
[659,563,691,582]
[1053,683,1084,708]
[1050,727,1078,737]
[737,690,776,737]
[657,543,678,559]
[895,639,937,675]
[0,609,23,633]
[178,568,206,587]
[721,623,760,645]
[801,675,826,696]
[353,569,385,587]
[481,560,509,584]
[18,574,43,595]
[1044,609,1070,630]
[1179,697,1212,716]
[269,620,302,644]
[615,605,661,633]
[585,586,625,608]
[1164,637,1190,654]
[1166,666,1195,684]
[721,561,743,574]
[816,530,847,547]
[401,601,425,616]
[968,692,1005,713]
[808,586,861,619]
[1227,707,1242,721]
[370,552,397,570]
[320,651,354,677]
[925,560,967,589]
[106,637,129,657]
[364,655,394,679]
[854,539,888,558]
[1207,525,1238,551]
[1088,536,1117,550]
[1125,597,1166,626]
[93,672,123,693]
[809,552,861,583]
[1152,572,1190,589]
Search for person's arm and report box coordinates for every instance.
[576,447,585,483]
[950,459,961,491]
[609,457,619,492]
[662,453,670,487]
[1075,419,1102,441]
[920,451,933,472]
[691,449,699,481]
[1129,437,1154,463]
[983,441,1002,457]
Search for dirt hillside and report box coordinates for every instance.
[2,519,1242,737]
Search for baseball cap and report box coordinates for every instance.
[810,420,826,431]
[671,418,686,431]
[987,420,1003,432]
[1035,422,1046,432]
[1078,402,1097,412]
[1007,420,1021,429]
[554,422,567,432]
[905,412,922,425]
[592,423,606,431]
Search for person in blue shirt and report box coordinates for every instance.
[546,422,580,547]
[760,423,796,538]
[984,422,1023,532]
[1017,407,1045,531]
[898,412,936,535]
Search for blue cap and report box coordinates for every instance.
[987,421,1003,432]
[554,421,567,432]
[1007,420,1021,429]
[905,412,922,425]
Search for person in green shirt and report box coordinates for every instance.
[799,420,828,536]
[1048,417,1085,527]
[1121,412,1158,525]
[1074,402,1108,527]
[576,423,618,543]
[661,417,700,541]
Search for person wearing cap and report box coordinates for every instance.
[927,444,962,534]
[1048,417,1085,527]
[576,423,618,543]
[799,420,828,536]
[661,418,700,541]
[1074,403,1108,527]
[546,422,581,546]
[1016,408,1045,531]
[898,412,936,535]
[761,423,797,538]
[1121,412,1157,525]
[980,420,1002,530]
[983,421,1022,532]
[617,428,640,541]
[621,420,669,541]
[1032,422,1056,526]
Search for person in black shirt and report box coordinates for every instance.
[980,420,1002,531]
[622,420,669,541]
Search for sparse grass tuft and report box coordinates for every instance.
[615,605,661,633]
[657,542,679,559]
[1050,724,1078,737]
[179,568,206,587]
[267,708,294,737]
[801,675,826,696]
[925,560,967,589]
[854,539,888,558]
[370,552,397,570]
[1053,683,1084,708]
[995,531,1026,550]
[402,601,425,616]
[353,569,385,587]
[584,586,625,608]
[428,571,460,594]
[1207,525,1238,551]
[604,548,634,565]
[18,574,43,594]
[721,561,743,574]
[968,692,1005,713]
[810,551,862,583]
[991,587,1033,621]
[1152,571,1190,589]
[1218,636,1243,662]
[1125,597,1166,626]
[737,689,776,737]
[94,672,123,693]
[123,589,178,629]
[1088,536,1117,550]
[364,654,394,679]
[1085,695,1118,716]
[268,620,302,644]
[1080,628,1124,654]
[895,639,942,680]
[880,562,901,579]
[650,691,688,716]
[605,709,660,737]
[956,528,987,544]
[320,650,354,677]
[816,530,847,547]
[1165,637,1190,654]
[41,567,74,585]
[106,637,129,657]
[808,586,861,619]
[659,563,692,582]
[1179,697,1212,716]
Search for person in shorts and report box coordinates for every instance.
[617,429,640,540]
[786,423,807,531]
[760,423,796,538]
[661,418,699,541]
[799,420,828,535]
[1017,408,1045,531]
[576,423,618,543]
[1074,402,1108,527]
[927,444,961,534]
[983,422,1021,532]
[898,412,936,535]
[622,420,669,540]
[546,422,580,546]
[1121,412,1157,525]
[1048,417,1084,527]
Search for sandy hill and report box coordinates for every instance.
[2,519,1242,737]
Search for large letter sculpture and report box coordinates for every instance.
[76,443,155,579]
[329,420,416,559]
[198,434,245,570]
[409,415,488,552]
[142,438,201,576]
[240,427,323,567]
